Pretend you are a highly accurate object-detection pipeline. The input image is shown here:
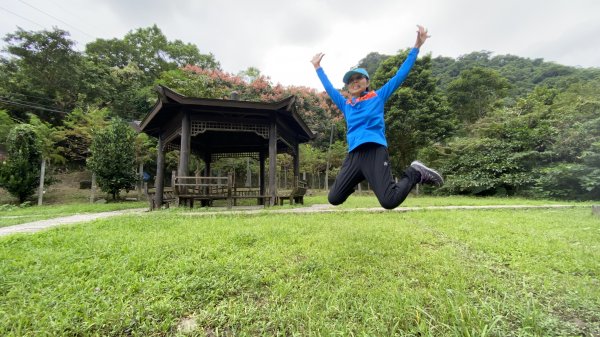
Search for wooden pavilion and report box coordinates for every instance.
[139,85,314,207]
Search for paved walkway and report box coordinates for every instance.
[0,208,146,237]
[0,204,584,237]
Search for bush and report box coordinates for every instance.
[0,124,42,203]
[87,118,137,200]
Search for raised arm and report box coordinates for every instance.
[311,52,347,112]
[377,25,429,100]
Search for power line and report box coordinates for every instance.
[0,97,68,114]
[1,93,145,118]
[17,0,95,39]
[0,95,57,109]
[45,0,105,35]
[0,5,46,29]
[3,92,58,104]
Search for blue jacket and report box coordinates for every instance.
[316,48,420,152]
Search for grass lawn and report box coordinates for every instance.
[1,200,599,336]
[301,193,595,208]
[2,194,591,228]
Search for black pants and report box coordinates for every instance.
[328,143,420,209]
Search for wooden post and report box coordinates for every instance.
[178,112,191,177]
[154,134,165,209]
[203,154,212,205]
[204,154,212,177]
[293,143,300,188]
[259,152,266,204]
[178,112,191,204]
[268,119,277,206]
[593,205,600,217]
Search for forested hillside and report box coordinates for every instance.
[357,49,600,200]
[1,25,599,201]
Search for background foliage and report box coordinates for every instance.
[1,25,599,201]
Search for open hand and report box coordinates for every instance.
[311,53,325,69]
[414,25,430,48]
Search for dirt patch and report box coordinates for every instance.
[176,316,198,334]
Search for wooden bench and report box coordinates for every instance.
[145,187,175,210]
[277,180,308,206]
[230,188,273,206]
[174,176,232,208]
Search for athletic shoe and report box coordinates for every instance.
[410,160,444,186]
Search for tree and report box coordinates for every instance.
[28,114,65,205]
[420,77,600,200]
[105,63,154,120]
[1,28,84,124]
[87,118,137,200]
[446,67,511,123]
[370,49,455,170]
[238,67,262,83]
[355,52,389,77]
[133,132,156,197]
[58,107,109,164]
[300,144,326,188]
[86,25,219,85]
[0,109,16,147]
[0,124,41,203]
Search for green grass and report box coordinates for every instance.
[3,194,589,228]
[303,193,595,208]
[0,201,146,228]
[1,204,599,336]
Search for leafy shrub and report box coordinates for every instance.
[0,124,41,203]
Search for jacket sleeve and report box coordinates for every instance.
[376,48,420,101]
[316,67,347,113]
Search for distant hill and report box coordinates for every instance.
[357,50,600,98]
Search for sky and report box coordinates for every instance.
[1,0,600,90]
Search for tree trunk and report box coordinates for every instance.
[325,123,334,191]
[37,158,46,206]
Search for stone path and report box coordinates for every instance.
[0,208,146,237]
[0,204,585,237]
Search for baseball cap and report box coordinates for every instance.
[343,68,370,84]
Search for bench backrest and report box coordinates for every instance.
[173,176,231,196]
